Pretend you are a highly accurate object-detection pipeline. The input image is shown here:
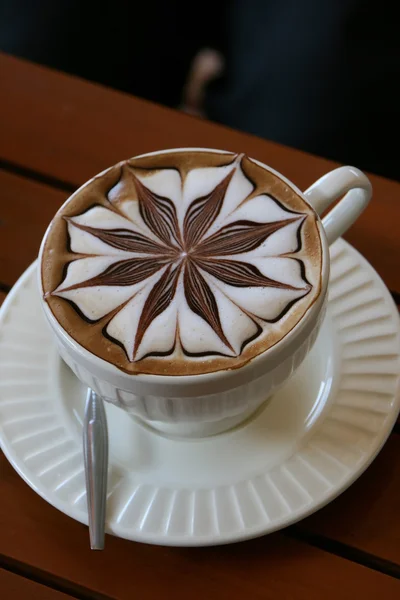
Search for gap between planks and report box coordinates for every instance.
[286,528,400,580]
[0,553,113,600]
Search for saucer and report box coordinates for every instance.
[0,239,399,546]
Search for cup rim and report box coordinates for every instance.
[38,147,330,389]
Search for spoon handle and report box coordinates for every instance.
[83,388,108,550]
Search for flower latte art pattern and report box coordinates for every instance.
[41,151,322,375]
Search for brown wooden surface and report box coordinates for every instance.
[0,454,399,600]
[301,433,400,565]
[0,568,74,600]
[1,53,400,292]
[0,170,67,286]
[0,52,400,599]
[1,166,400,294]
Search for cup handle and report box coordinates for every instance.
[303,166,372,246]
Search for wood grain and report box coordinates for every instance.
[0,452,399,600]
[0,568,74,600]
[300,433,400,565]
[0,54,336,188]
[0,216,399,566]
[1,52,400,599]
[0,163,400,294]
[1,53,400,291]
[0,170,67,286]
[0,168,399,565]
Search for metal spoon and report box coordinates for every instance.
[83,388,108,550]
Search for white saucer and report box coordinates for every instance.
[0,239,399,546]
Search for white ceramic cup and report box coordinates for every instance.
[38,149,372,437]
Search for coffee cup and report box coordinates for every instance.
[38,148,372,437]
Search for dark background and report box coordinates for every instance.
[1,0,399,180]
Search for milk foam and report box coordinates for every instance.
[52,154,318,364]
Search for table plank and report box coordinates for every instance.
[0,452,399,600]
[0,170,399,566]
[1,52,400,599]
[300,433,400,565]
[1,53,400,291]
[0,170,67,285]
[346,178,400,292]
[0,568,74,600]
[0,205,399,568]
[0,54,336,188]
[1,166,400,295]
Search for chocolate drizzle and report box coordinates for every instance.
[52,155,315,363]
[133,175,182,247]
[134,263,182,356]
[195,218,303,256]
[183,169,235,248]
[184,260,234,353]
[195,257,300,290]
[60,258,167,291]
[65,219,173,255]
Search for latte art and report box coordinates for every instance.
[41,151,322,375]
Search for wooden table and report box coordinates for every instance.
[0,52,399,599]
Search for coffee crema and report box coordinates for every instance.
[41,151,322,375]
